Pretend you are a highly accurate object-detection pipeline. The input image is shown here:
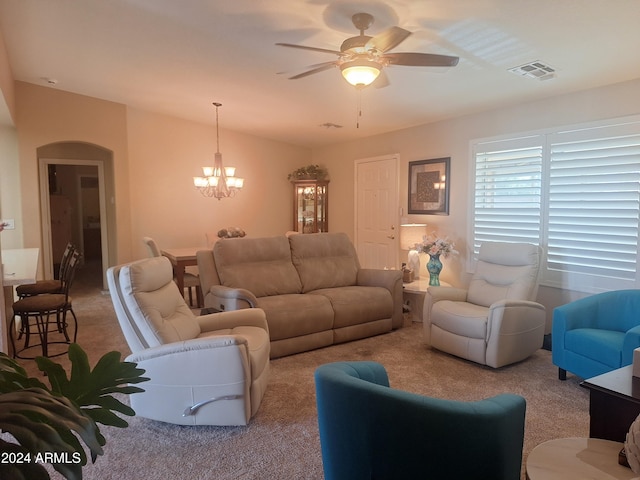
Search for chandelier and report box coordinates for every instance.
[193,102,244,199]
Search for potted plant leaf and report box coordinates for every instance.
[0,343,148,480]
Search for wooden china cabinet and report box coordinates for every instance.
[291,180,329,233]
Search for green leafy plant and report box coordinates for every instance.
[287,164,328,181]
[0,343,148,480]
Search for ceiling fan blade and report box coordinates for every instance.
[372,70,390,89]
[275,43,342,56]
[367,26,411,53]
[383,52,459,67]
[286,61,338,80]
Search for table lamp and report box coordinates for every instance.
[400,223,427,280]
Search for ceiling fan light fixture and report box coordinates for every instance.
[340,59,381,86]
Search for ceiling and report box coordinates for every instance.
[1,0,639,148]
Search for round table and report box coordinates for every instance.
[526,437,639,479]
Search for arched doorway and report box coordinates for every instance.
[37,142,115,290]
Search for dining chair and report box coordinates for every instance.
[142,236,202,307]
[10,249,81,358]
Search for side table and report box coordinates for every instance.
[581,365,640,442]
[402,278,451,322]
[526,437,636,480]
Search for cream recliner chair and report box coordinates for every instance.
[107,256,270,425]
[423,242,545,368]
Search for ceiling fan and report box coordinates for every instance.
[276,12,459,88]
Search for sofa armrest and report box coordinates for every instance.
[196,249,219,297]
[206,285,258,311]
[357,268,401,290]
[197,308,268,334]
[623,325,640,365]
[357,269,404,329]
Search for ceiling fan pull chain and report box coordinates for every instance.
[356,88,362,129]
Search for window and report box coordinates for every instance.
[470,117,640,293]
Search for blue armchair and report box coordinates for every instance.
[314,361,526,480]
[552,289,640,380]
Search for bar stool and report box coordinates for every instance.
[10,250,81,359]
[16,242,76,298]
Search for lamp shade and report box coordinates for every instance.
[340,59,381,86]
[400,224,427,250]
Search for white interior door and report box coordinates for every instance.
[354,154,399,269]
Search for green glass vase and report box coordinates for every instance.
[427,254,443,286]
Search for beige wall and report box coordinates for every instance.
[125,107,308,259]
[10,82,309,273]
[0,124,20,249]
[14,82,131,274]
[313,78,640,330]
[0,25,15,124]
[5,73,640,330]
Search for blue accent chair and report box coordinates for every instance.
[314,361,526,480]
[552,289,640,380]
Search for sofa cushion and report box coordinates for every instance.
[256,294,334,341]
[565,328,625,368]
[310,286,392,328]
[289,232,360,293]
[214,236,302,297]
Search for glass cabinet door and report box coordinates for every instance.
[292,180,329,233]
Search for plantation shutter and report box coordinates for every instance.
[546,122,640,287]
[472,136,543,258]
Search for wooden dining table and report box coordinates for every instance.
[1,248,39,355]
[161,247,203,305]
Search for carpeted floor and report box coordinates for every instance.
[13,266,590,479]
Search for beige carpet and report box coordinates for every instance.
[14,266,589,480]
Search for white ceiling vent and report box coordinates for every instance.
[508,61,556,81]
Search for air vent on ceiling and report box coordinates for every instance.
[508,61,556,81]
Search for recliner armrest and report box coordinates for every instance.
[197,308,269,333]
[126,335,248,364]
[423,287,469,334]
[490,299,545,310]
[427,286,468,304]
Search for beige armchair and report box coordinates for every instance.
[107,256,270,425]
[423,242,545,368]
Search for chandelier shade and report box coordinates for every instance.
[193,102,244,199]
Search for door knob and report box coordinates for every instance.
[387,234,395,239]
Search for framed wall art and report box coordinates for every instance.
[408,157,450,215]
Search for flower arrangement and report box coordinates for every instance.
[416,234,458,258]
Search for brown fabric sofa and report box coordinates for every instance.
[197,232,403,358]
